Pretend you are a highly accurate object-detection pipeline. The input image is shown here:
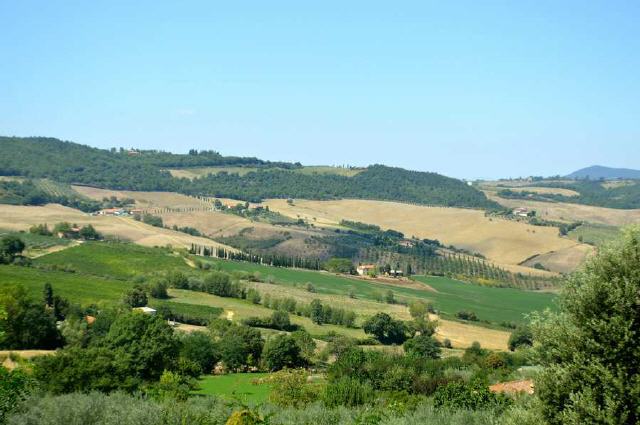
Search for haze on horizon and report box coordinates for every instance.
[1,1,639,180]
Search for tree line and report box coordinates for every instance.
[1,136,499,209]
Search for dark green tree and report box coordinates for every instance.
[0,236,25,263]
[403,334,441,359]
[123,285,148,308]
[43,282,54,308]
[262,334,306,371]
[310,299,324,325]
[179,331,219,374]
[362,313,407,345]
[0,286,61,349]
[218,326,263,371]
[508,325,533,351]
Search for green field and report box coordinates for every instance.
[568,223,621,246]
[169,289,366,339]
[34,242,189,279]
[0,264,131,305]
[202,258,555,324]
[0,230,72,250]
[0,264,222,319]
[194,373,272,404]
[1,240,555,328]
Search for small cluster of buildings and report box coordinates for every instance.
[93,208,143,217]
[356,264,404,277]
[512,207,532,218]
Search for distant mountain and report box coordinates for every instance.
[0,136,500,209]
[567,165,640,180]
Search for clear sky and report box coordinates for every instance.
[1,1,639,179]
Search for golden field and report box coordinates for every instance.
[262,199,590,272]
[0,203,232,250]
[486,193,640,227]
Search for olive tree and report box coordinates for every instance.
[531,227,640,424]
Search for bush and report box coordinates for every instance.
[507,326,533,351]
[403,335,442,359]
[149,281,169,299]
[268,369,319,408]
[123,285,148,308]
[433,381,510,410]
[0,368,32,423]
[455,310,478,321]
[322,377,374,407]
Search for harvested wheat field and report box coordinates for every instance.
[521,244,594,274]
[263,199,584,268]
[487,194,640,227]
[166,166,261,179]
[505,186,579,197]
[429,314,510,351]
[72,185,210,210]
[0,204,232,250]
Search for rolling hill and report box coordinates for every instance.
[0,136,499,209]
[567,165,640,180]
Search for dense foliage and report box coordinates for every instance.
[0,137,498,209]
[532,227,640,424]
[498,180,640,209]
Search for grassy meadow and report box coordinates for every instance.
[568,223,621,246]
[194,373,273,404]
[202,257,555,324]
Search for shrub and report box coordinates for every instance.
[0,368,32,423]
[268,369,319,408]
[322,377,374,407]
[403,335,441,359]
[149,281,169,299]
[508,326,533,351]
[123,285,148,308]
[455,310,478,321]
[433,381,510,410]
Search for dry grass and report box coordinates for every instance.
[429,313,510,351]
[166,167,261,179]
[486,193,640,227]
[521,244,594,274]
[72,186,210,209]
[295,166,364,177]
[507,186,579,197]
[262,199,581,268]
[0,204,232,250]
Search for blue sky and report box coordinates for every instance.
[1,1,639,179]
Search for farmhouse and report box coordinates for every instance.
[513,207,530,217]
[388,269,404,277]
[356,264,376,276]
[97,208,126,216]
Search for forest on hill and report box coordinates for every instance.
[498,180,640,209]
[0,136,499,209]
